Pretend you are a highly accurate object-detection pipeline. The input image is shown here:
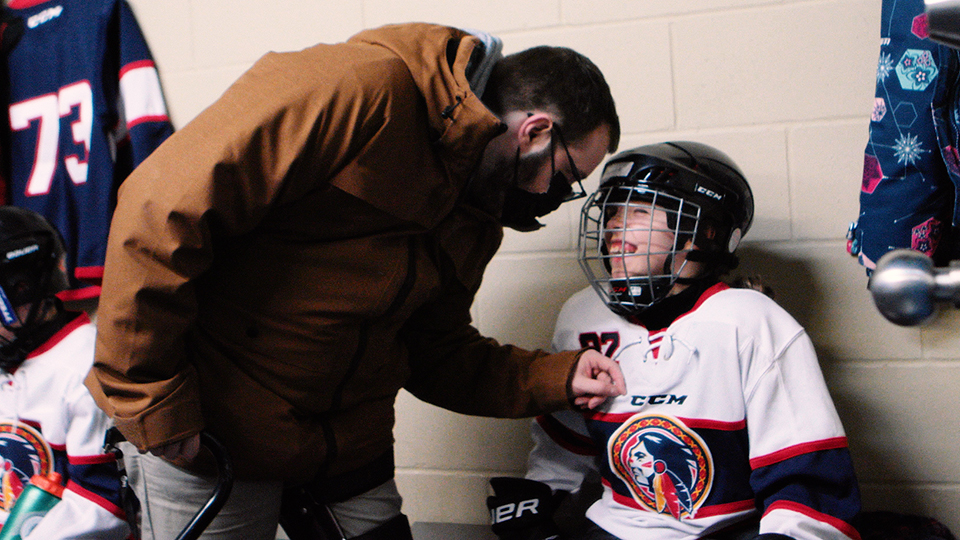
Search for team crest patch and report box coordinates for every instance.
[608,414,713,520]
[0,421,53,511]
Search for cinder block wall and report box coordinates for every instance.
[126,0,960,534]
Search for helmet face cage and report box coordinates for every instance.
[578,142,753,317]
[578,174,702,316]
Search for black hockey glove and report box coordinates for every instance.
[487,477,561,540]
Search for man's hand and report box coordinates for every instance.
[569,349,626,409]
[147,433,202,462]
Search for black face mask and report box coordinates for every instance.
[500,171,574,231]
[500,127,586,232]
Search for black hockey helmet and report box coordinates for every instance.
[0,206,68,328]
[578,142,754,316]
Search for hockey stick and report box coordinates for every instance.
[176,431,234,540]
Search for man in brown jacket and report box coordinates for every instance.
[85,23,624,539]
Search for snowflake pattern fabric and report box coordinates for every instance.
[850,0,960,272]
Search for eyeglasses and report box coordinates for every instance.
[551,124,587,203]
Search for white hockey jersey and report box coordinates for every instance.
[0,312,128,539]
[528,283,860,540]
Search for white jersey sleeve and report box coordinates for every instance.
[526,410,598,494]
[23,488,128,540]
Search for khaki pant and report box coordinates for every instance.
[121,443,403,539]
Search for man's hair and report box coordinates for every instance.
[483,46,620,152]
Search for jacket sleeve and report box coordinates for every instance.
[85,45,398,451]
[744,330,861,540]
[402,273,579,418]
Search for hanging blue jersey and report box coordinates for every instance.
[5,0,173,300]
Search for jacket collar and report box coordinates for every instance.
[347,24,507,183]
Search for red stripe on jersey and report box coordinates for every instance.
[66,480,126,519]
[127,114,171,128]
[8,0,48,9]
[536,415,598,456]
[27,313,91,358]
[70,453,118,465]
[585,411,746,431]
[56,286,102,302]
[74,266,104,282]
[750,437,849,469]
[119,59,156,78]
[605,477,755,517]
[765,500,861,540]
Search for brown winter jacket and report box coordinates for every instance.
[85,23,582,483]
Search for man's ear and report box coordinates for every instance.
[516,112,554,155]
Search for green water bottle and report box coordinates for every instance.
[0,471,64,540]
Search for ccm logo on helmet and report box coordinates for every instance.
[695,184,723,201]
[491,499,541,523]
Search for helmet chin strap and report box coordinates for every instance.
[630,278,718,331]
[671,250,739,289]
[683,249,739,272]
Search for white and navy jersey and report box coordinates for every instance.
[5,0,173,300]
[0,313,129,539]
[528,283,861,540]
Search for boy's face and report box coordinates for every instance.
[604,201,688,280]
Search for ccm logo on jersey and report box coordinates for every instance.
[27,5,64,28]
[491,499,541,523]
[631,394,687,406]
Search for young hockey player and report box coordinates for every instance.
[0,206,128,539]
[488,142,861,540]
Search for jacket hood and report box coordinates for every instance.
[348,23,507,182]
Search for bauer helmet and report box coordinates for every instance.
[0,206,68,329]
[578,141,753,316]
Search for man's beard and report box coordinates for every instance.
[464,147,549,219]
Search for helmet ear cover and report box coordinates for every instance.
[683,218,741,276]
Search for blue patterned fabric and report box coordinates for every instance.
[850,0,960,273]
